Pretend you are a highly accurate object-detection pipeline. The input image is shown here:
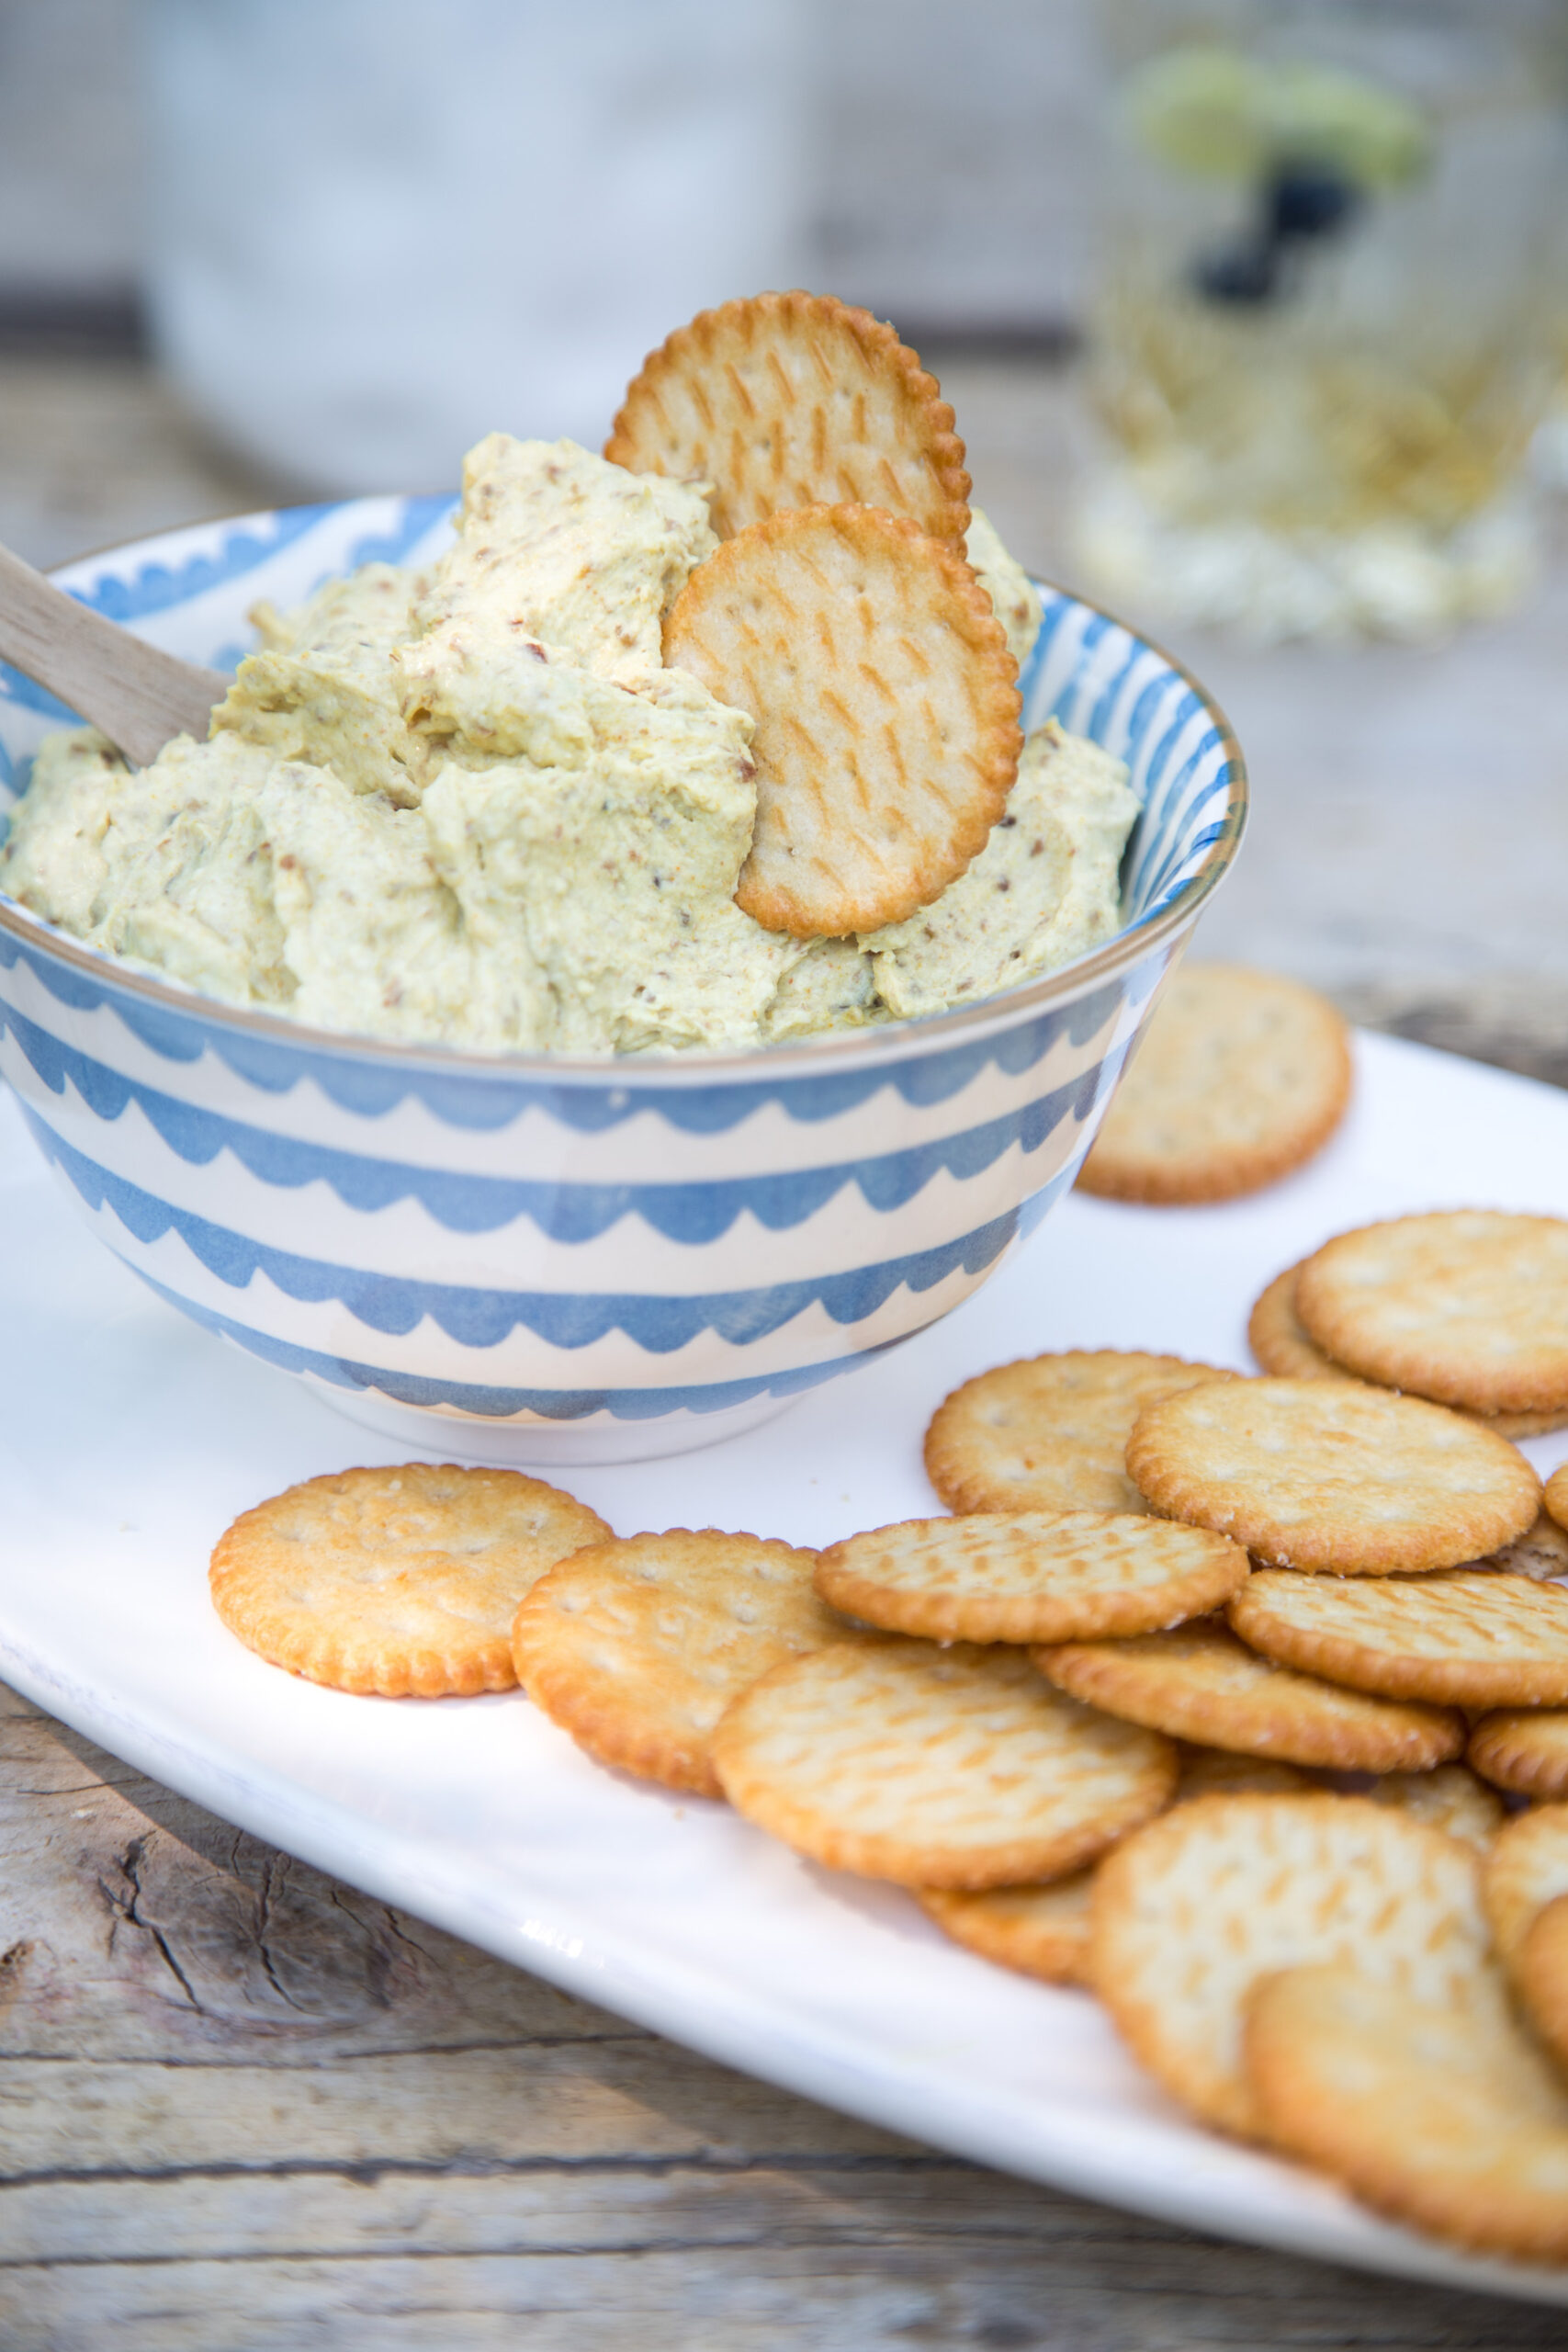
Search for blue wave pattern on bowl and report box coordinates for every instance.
[0,498,1243,1441]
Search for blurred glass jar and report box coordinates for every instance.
[143,0,810,492]
[1075,0,1568,641]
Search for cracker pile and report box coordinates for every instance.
[615,290,1025,939]
[206,1199,1568,2267]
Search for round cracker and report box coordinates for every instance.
[1483,1510,1568,1579]
[605,290,972,547]
[1035,1621,1462,1772]
[1295,1211,1568,1417]
[1127,1376,1540,1575]
[710,1638,1176,1890]
[665,503,1021,939]
[1250,1261,1568,1438]
[917,1872,1097,1986]
[815,1510,1248,1645]
[1247,1261,1361,1385]
[1245,1965,1568,2263]
[1090,1792,1492,2137]
[511,1528,843,1796]
[926,1351,1238,1519]
[918,1744,1312,1991]
[209,1464,610,1699]
[1077,964,1350,1205]
[1470,1707,1568,1802]
[1350,1763,1503,1851]
[917,1744,1310,1992]
[1548,1462,1568,1534]
[1515,1893,1568,2076]
[1231,1566,1568,1709]
[1482,1804,1568,1961]
[1175,1745,1314,1801]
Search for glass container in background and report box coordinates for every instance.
[1075,0,1568,642]
[142,0,810,493]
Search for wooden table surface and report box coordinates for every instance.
[5,354,1568,2349]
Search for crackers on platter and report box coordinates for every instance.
[1077,963,1351,1205]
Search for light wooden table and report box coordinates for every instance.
[4,353,1568,2349]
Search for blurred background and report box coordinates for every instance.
[3,0,1568,1080]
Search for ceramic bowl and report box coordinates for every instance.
[0,500,1246,1464]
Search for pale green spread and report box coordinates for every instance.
[0,435,1137,1056]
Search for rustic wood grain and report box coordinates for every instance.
[3,1681,1566,2351]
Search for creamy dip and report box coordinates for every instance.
[0,435,1139,1056]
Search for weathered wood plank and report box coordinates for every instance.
[6,2241,1568,2352]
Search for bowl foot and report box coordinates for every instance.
[309,1378,803,1467]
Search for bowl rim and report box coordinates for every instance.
[0,517,1247,1089]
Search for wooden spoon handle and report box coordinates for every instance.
[0,540,226,769]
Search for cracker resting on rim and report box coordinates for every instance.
[665,503,1021,938]
[815,1510,1249,1645]
[512,1528,844,1796]
[1126,1375,1540,1574]
[1036,1620,1464,1772]
[605,290,972,546]
[711,1638,1176,1890]
[1077,963,1351,1205]
[209,1463,610,1699]
[926,1351,1238,1518]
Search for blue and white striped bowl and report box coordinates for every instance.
[0,500,1247,1463]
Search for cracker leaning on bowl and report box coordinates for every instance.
[1077,963,1351,1204]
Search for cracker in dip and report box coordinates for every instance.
[0,436,1136,1056]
